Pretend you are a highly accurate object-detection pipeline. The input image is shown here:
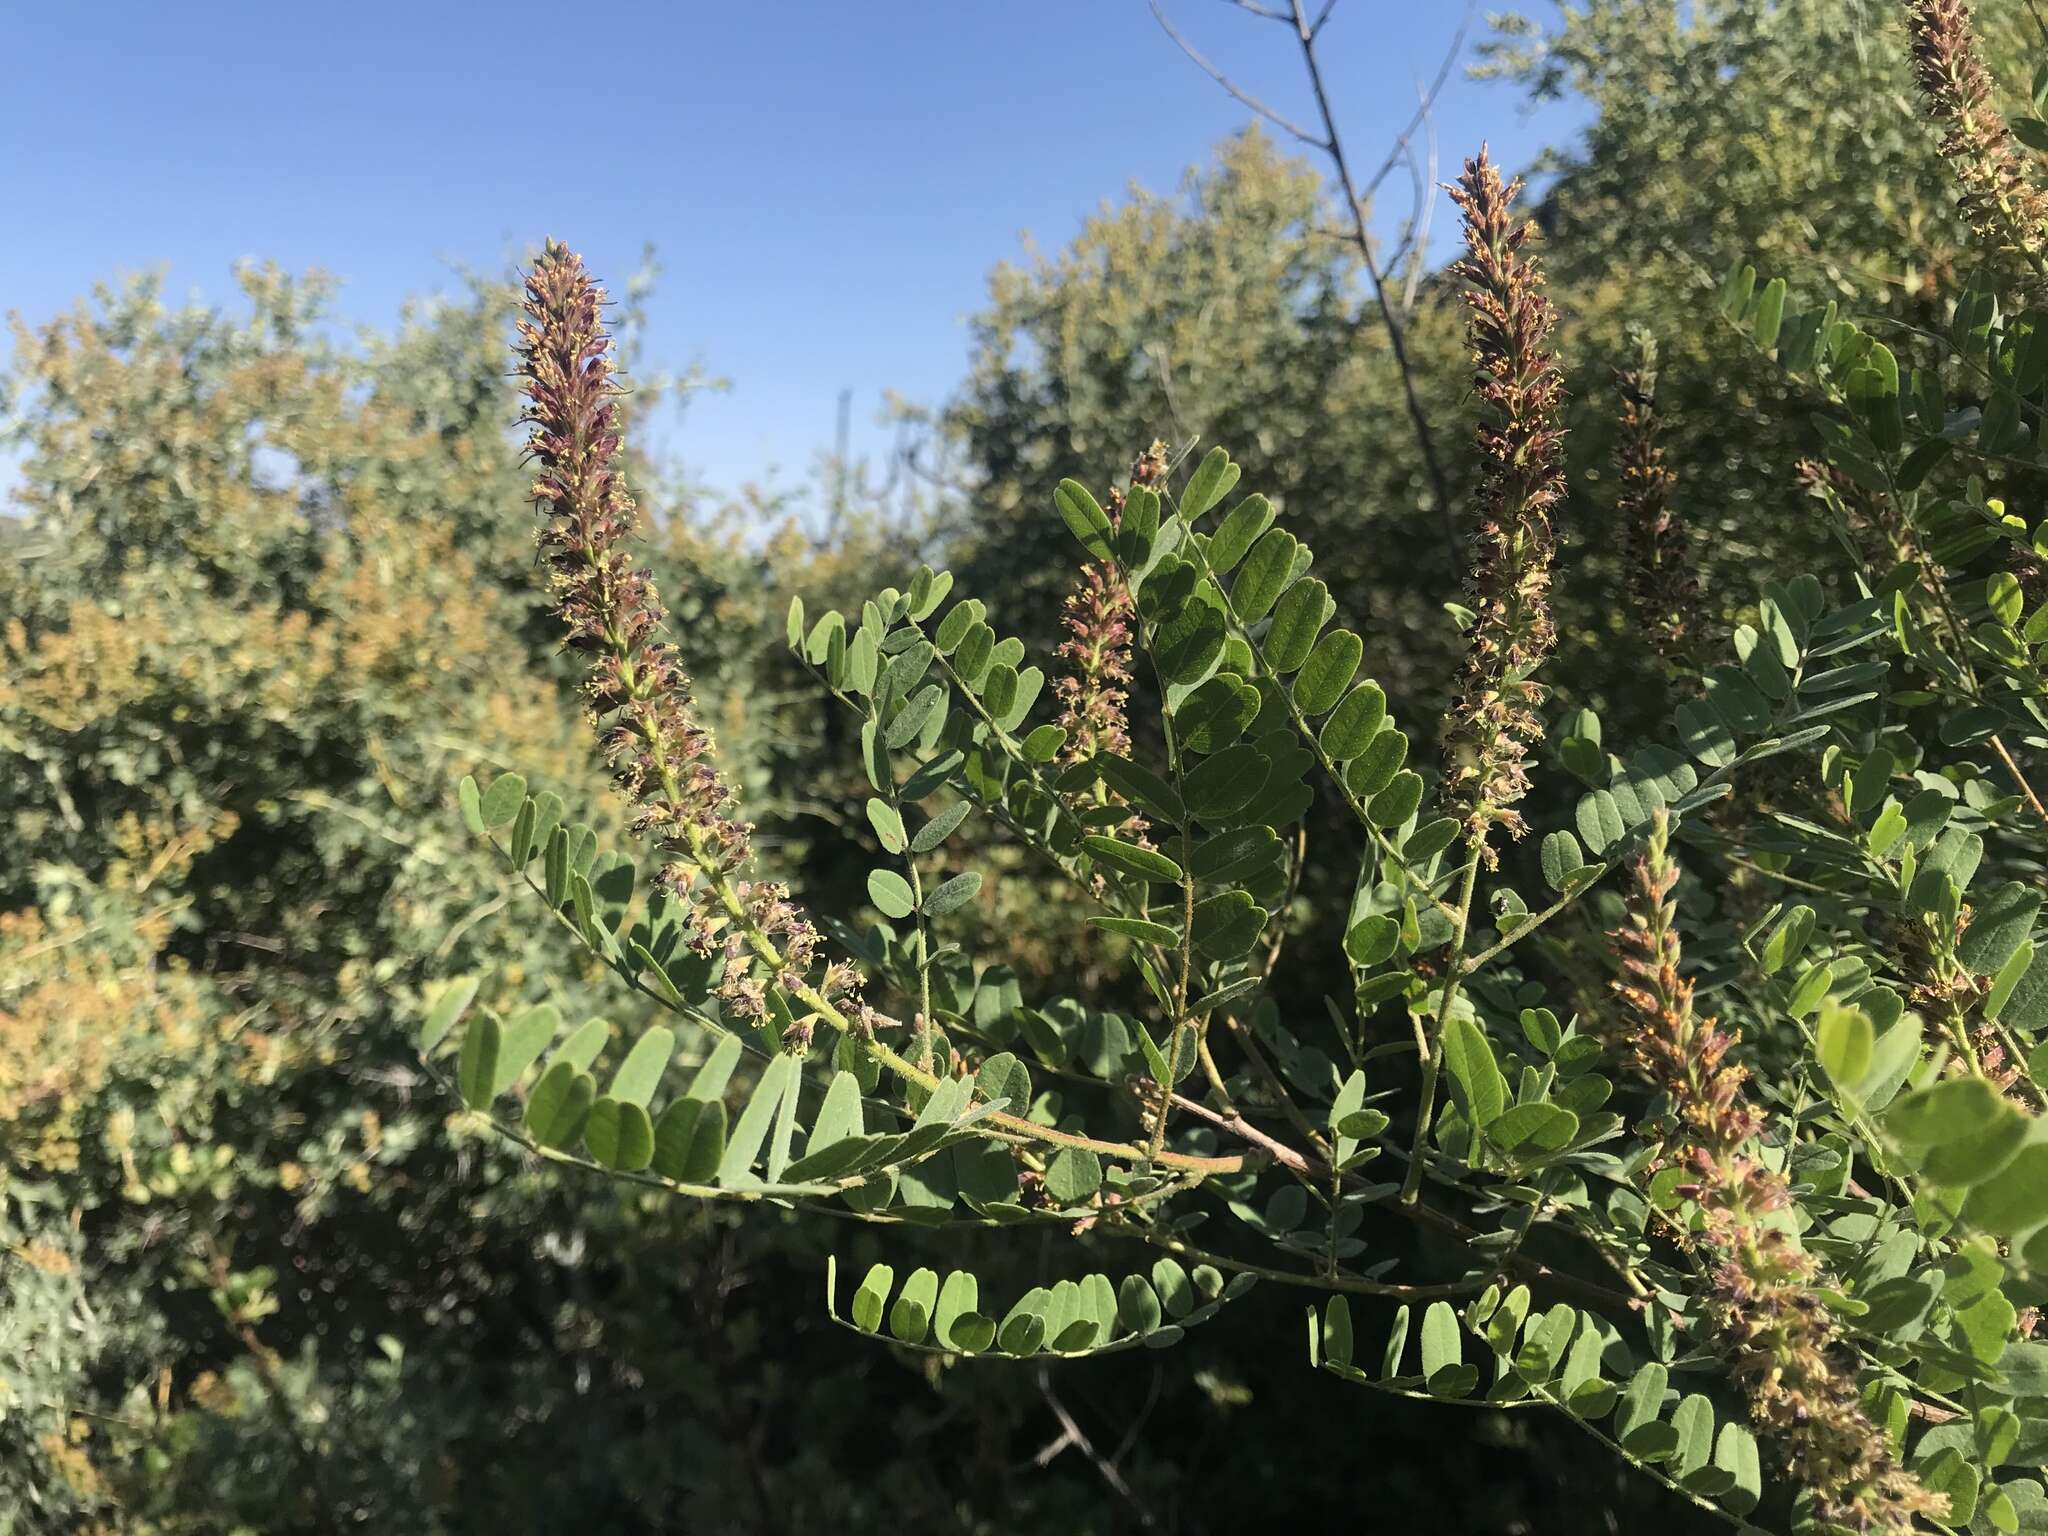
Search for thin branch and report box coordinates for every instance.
[1357,3,1474,208]
[1283,0,1462,560]
[1147,0,1330,148]
[1034,1368,1157,1526]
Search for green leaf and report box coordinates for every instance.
[1368,771,1424,829]
[852,1263,894,1333]
[492,1003,559,1096]
[542,827,570,904]
[480,772,527,830]
[1815,1005,1873,1096]
[1189,825,1284,883]
[1713,1423,1762,1515]
[932,599,980,655]
[1441,1017,1506,1133]
[1231,528,1300,624]
[866,798,907,852]
[551,1017,609,1074]
[1575,790,1624,854]
[610,1025,674,1108]
[1184,742,1270,821]
[507,796,538,866]
[583,1096,655,1171]
[1346,727,1408,797]
[1180,445,1240,519]
[1759,905,1815,974]
[1022,723,1068,762]
[1960,882,2044,978]
[458,1013,501,1109]
[420,975,480,1054]
[1419,1300,1461,1378]
[867,868,916,919]
[1888,1076,2008,1147]
[934,1270,983,1351]
[1674,703,1736,768]
[885,682,945,749]
[1853,1014,1922,1111]
[718,1054,799,1184]
[976,1052,1031,1112]
[457,775,485,834]
[1265,578,1330,674]
[1753,276,1786,348]
[912,800,971,853]
[1486,1101,1578,1156]
[1719,260,1756,321]
[1054,479,1113,560]
[1345,915,1399,967]
[1097,756,1185,823]
[1923,1102,2031,1187]
[889,1267,938,1344]
[921,871,983,917]
[1293,630,1362,716]
[1964,1136,2048,1236]
[1539,831,1584,894]
[651,1097,725,1182]
[1987,940,2036,1023]
[1045,1147,1103,1206]
[993,1308,1047,1359]
[526,1062,596,1150]
[1090,915,1179,946]
[1152,603,1227,687]
[1615,1361,1668,1442]
[1083,835,1184,883]
[1206,494,1273,573]
[1788,910,1849,988]
[1119,1274,1163,1337]
[1174,673,1261,753]
[1191,890,1267,960]
[1318,684,1386,761]
[687,1036,742,1101]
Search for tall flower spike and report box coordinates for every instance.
[1441,150,1565,862]
[516,241,860,1042]
[1611,814,1942,1533]
[1906,0,2048,281]
[1616,336,1697,664]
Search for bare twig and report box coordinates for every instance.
[1034,1368,1157,1526]
[1148,0,1465,559]
[1148,0,1327,146]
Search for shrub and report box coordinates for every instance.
[427,13,2048,1527]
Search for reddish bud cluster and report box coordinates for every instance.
[1906,0,2048,277]
[1611,814,1940,1531]
[1054,444,1167,858]
[1441,150,1564,861]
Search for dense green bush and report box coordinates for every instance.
[431,6,2048,1533]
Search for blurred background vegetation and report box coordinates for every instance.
[1,3,2034,1530]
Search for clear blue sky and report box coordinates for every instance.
[1,2,1582,507]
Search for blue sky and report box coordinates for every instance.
[1,3,1582,508]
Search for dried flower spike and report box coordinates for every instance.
[516,240,859,1039]
[1615,337,1696,663]
[1611,813,1941,1532]
[1906,0,2048,281]
[1441,150,1565,861]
